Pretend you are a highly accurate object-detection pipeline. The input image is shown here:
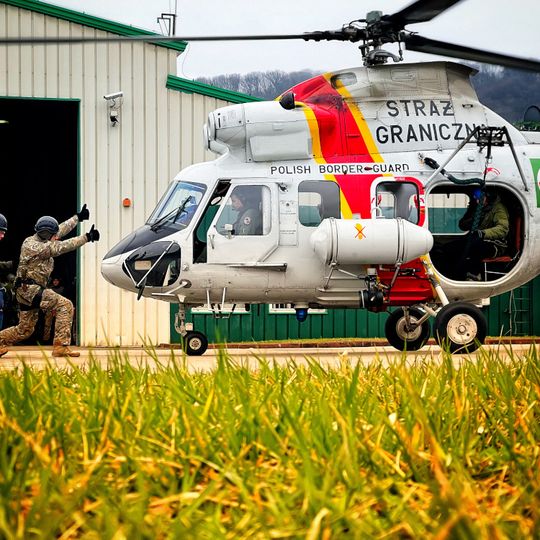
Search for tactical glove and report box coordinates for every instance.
[86,224,100,242]
[77,204,90,222]
[471,229,484,240]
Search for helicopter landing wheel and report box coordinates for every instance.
[183,331,209,356]
[434,302,486,353]
[385,307,431,352]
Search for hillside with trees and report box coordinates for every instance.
[197,65,540,125]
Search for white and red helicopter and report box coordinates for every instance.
[8,0,539,355]
[98,0,540,355]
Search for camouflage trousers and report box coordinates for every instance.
[0,289,74,346]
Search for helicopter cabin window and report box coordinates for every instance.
[298,180,340,227]
[146,181,206,232]
[375,182,419,224]
[216,185,270,236]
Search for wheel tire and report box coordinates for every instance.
[434,302,487,353]
[183,331,208,356]
[385,307,431,352]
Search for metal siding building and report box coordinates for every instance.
[0,0,258,346]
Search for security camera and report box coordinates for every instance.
[103,91,123,101]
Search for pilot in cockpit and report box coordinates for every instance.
[230,187,262,236]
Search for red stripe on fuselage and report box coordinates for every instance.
[290,75,379,217]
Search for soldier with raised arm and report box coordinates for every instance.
[0,205,100,358]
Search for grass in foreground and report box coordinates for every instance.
[0,346,539,539]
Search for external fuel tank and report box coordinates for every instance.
[310,218,434,265]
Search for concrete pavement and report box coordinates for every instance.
[0,342,537,372]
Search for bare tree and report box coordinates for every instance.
[196,70,317,100]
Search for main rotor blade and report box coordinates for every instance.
[0,32,342,46]
[385,0,464,26]
[404,34,540,72]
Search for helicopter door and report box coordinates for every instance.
[206,184,279,264]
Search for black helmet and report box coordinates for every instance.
[35,216,59,238]
[0,214,7,232]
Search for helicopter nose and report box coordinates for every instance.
[101,253,136,292]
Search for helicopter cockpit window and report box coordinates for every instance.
[146,181,206,232]
[375,182,419,224]
[216,185,270,236]
[298,180,340,227]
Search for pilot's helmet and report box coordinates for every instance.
[0,213,7,232]
[472,187,483,202]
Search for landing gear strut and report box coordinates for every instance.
[385,307,431,351]
[174,304,209,356]
[384,300,487,354]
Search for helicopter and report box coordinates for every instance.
[97,0,540,355]
[6,0,538,355]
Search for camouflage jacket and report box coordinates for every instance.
[16,216,87,305]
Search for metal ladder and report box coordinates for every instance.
[508,285,530,336]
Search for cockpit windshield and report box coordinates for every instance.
[146,181,206,231]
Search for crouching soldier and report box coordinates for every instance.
[0,205,99,358]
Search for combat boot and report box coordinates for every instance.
[0,345,8,358]
[52,343,80,357]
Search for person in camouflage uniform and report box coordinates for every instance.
[0,205,100,358]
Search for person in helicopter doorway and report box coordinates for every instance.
[230,187,262,235]
[0,205,100,358]
[451,187,509,281]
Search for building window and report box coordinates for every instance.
[191,303,249,314]
[268,303,327,315]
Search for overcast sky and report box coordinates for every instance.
[47,0,539,78]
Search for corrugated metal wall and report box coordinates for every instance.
[485,278,539,337]
[173,305,387,344]
[170,277,540,344]
[0,4,231,346]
